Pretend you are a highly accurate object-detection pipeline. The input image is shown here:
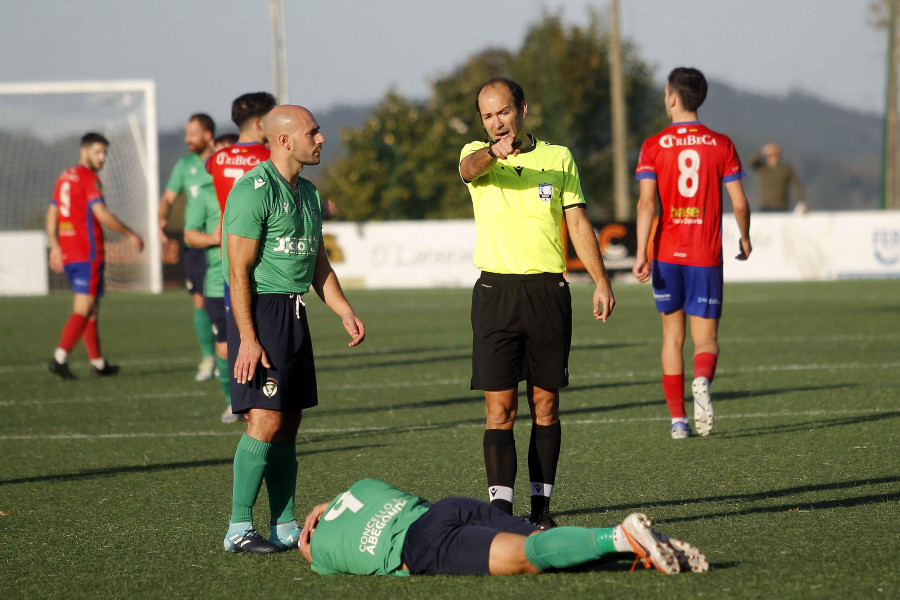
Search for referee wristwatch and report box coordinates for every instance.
[487,140,499,158]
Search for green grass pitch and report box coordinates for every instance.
[1,280,898,599]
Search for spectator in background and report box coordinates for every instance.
[750,143,807,213]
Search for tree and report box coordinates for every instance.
[322,11,664,221]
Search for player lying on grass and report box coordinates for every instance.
[296,479,708,576]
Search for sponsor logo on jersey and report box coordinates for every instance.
[283,202,290,213]
[272,235,318,256]
[873,229,900,265]
[538,182,553,202]
[659,134,717,149]
[670,206,704,225]
[189,185,200,198]
[358,497,409,556]
[263,377,278,398]
[215,152,261,168]
[671,206,704,219]
[190,167,197,175]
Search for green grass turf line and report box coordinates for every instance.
[0,280,898,598]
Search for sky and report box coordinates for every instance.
[0,0,888,131]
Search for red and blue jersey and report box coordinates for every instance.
[636,122,744,267]
[51,165,105,265]
[207,142,270,215]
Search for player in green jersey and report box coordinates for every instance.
[221,105,365,554]
[459,78,616,528]
[158,113,218,381]
[183,181,237,423]
[298,478,709,577]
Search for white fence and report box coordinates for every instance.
[3,212,899,295]
[323,212,900,289]
[722,212,900,281]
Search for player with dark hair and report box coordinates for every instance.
[206,92,276,422]
[158,113,218,381]
[297,478,709,577]
[221,105,365,553]
[208,92,276,215]
[182,146,234,422]
[632,67,752,439]
[47,133,144,379]
[213,133,239,151]
[459,78,615,528]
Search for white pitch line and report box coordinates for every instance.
[0,389,216,407]
[0,407,893,441]
[2,360,898,406]
[3,331,899,375]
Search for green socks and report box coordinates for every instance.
[215,355,230,403]
[524,526,618,571]
[230,436,298,525]
[230,434,270,523]
[265,441,298,524]
[193,307,215,358]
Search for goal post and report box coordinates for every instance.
[0,79,161,294]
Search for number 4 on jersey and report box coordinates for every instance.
[324,491,364,521]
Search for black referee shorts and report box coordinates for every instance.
[401,497,539,575]
[226,293,318,414]
[470,271,572,391]
[183,246,207,296]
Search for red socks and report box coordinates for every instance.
[58,314,88,353]
[662,374,686,418]
[663,354,718,418]
[82,319,101,360]
[694,352,718,383]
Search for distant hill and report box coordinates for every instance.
[156,81,884,218]
[701,81,881,211]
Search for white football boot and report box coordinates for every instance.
[620,513,709,574]
[692,377,714,436]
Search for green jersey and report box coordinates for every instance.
[165,153,215,248]
[183,186,223,298]
[310,479,431,577]
[221,160,323,295]
[460,136,585,274]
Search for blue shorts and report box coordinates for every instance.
[225,294,318,414]
[64,262,104,297]
[401,497,539,575]
[651,260,723,318]
[184,246,207,296]
[204,297,227,343]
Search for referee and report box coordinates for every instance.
[459,78,615,529]
[221,105,365,553]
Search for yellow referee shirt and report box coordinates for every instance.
[460,136,586,274]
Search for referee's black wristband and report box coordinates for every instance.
[486,140,499,159]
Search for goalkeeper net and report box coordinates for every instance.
[0,80,161,294]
